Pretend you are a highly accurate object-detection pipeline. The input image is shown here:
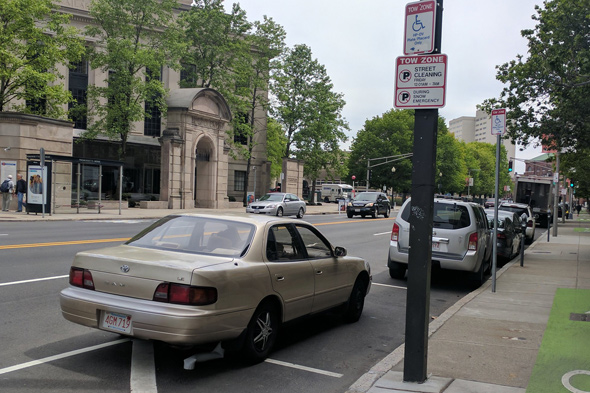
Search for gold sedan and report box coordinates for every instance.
[60,213,371,362]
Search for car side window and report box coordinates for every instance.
[266,225,305,261]
[295,225,333,259]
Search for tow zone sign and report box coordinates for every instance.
[395,54,447,109]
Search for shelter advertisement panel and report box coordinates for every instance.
[27,165,48,205]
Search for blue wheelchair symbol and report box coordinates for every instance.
[412,15,425,32]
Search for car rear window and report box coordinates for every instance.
[499,206,528,217]
[400,201,470,229]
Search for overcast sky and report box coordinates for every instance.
[226,0,543,168]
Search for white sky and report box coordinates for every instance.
[227,0,543,170]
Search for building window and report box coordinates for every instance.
[234,171,246,191]
[144,67,162,137]
[180,63,196,88]
[68,59,88,129]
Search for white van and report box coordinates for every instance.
[320,184,354,203]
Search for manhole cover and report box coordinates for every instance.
[570,313,590,322]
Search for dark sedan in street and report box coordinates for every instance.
[346,192,391,218]
[485,209,524,261]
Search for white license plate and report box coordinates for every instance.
[101,311,132,334]
[355,209,360,212]
[432,242,440,251]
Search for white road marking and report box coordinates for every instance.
[372,282,407,290]
[373,232,391,236]
[131,340,157,393]
[0,339,130,375]
[0,275,68,287]
[265,358,343,378]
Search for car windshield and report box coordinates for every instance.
[126,215,256,257]
[342,188,353,193]
[354,192,378,201]
[259,194,284,202]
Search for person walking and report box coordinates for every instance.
[16,174,27,212]
[1,174,15,211]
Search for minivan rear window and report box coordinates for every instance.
[400,201,470,229]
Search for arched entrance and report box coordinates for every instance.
[194,136,215,207]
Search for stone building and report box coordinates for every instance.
[0,0,271,211]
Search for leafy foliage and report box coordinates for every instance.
[266,118,287,179]
[489,0,590,152]
[0,0,84,118]
[83,0,183,159]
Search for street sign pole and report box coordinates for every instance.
[490,108,506,293]
[403,0,443,384]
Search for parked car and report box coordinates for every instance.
[498,202,536,244]
[485,209,525,261]
[346,191,391,218]
[557,203,570,218]
[388,198,492,285]
[246,193,306,218]
[60,214,371,363]
[484,198,495,208]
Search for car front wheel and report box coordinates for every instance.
[276,207,283,217]
[241,301,279,363]
[383,207,390,218]
[347,211,353,218]
[343,278,368,323]
[296,207,304,219]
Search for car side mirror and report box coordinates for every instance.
[334,246,347,257]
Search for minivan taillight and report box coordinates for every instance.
[69,267,95,290]
[391,223,400,242]
[527,219,533,228]
[468,232,478,251]
[153,283,217,306]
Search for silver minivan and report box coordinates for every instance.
[388,198,492,285]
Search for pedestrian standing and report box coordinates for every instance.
[16,174,27,212]
[1,174,15,211]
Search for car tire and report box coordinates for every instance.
[388,261,407,279]
[347,212,353,218]
[276,207,283,217]
[296,207,304,219]
[470,259,486,287]
[241,301,279,363]
[342,278,367,323]
[383,207,390,218]
[371,209,377,218]
[324,197,330,203]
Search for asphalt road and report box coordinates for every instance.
[0,214,491,393]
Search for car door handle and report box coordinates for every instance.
[315,270,323,275]
[275,275,285,281]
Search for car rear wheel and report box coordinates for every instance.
[324,197,330,203]
[241,301,279,363]
[296,207,304,219]
[342,278,367,323]
[383,208,390,218]
[276,207,283,217]
[470,260,486,287]
[388,261,407,279]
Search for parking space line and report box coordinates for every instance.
[131,340,157,393]
[373,232,391,236]
[0,275,68,287]
[0,339,130,375]
[372,282,407,290]
[265,358,343,378]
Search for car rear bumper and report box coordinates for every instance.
[60,287,251,345]
[388,242,479,272]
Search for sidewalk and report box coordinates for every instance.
[0,202,346,222]
[348,215,590,393]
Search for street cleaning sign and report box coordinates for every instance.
[404,0,436,55]
[394,54,447,109]
[491,108,506,135]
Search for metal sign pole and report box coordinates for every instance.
[492,134,500,292]
[40,148,45,218]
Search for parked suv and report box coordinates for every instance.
[498,202,536,244]
[388,198,492,285]
[347,192,391,218]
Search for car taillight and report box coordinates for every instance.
[153,283,217,306]
[527,220,533,228]
[497,233,506,239]
[468,232,478,251]
[391,223,400,242]
[69,267,95,290]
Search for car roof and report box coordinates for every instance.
[171,212,306,226]
[499,202,529,208]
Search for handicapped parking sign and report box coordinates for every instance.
[404,0,436,55]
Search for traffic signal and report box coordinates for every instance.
[571,181,575,188]
[508,160,513,172]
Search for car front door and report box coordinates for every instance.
[293,224,354,312]
[265,224,314,320]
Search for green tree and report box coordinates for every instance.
[492,0,590,151]
[271,44,349,199]
[177,0,251,92]
[82,0,183,159]
[266,118,287,180]
[436,128,467,195]
[0,0,84,118]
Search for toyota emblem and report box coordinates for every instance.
[120,265,130,273]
